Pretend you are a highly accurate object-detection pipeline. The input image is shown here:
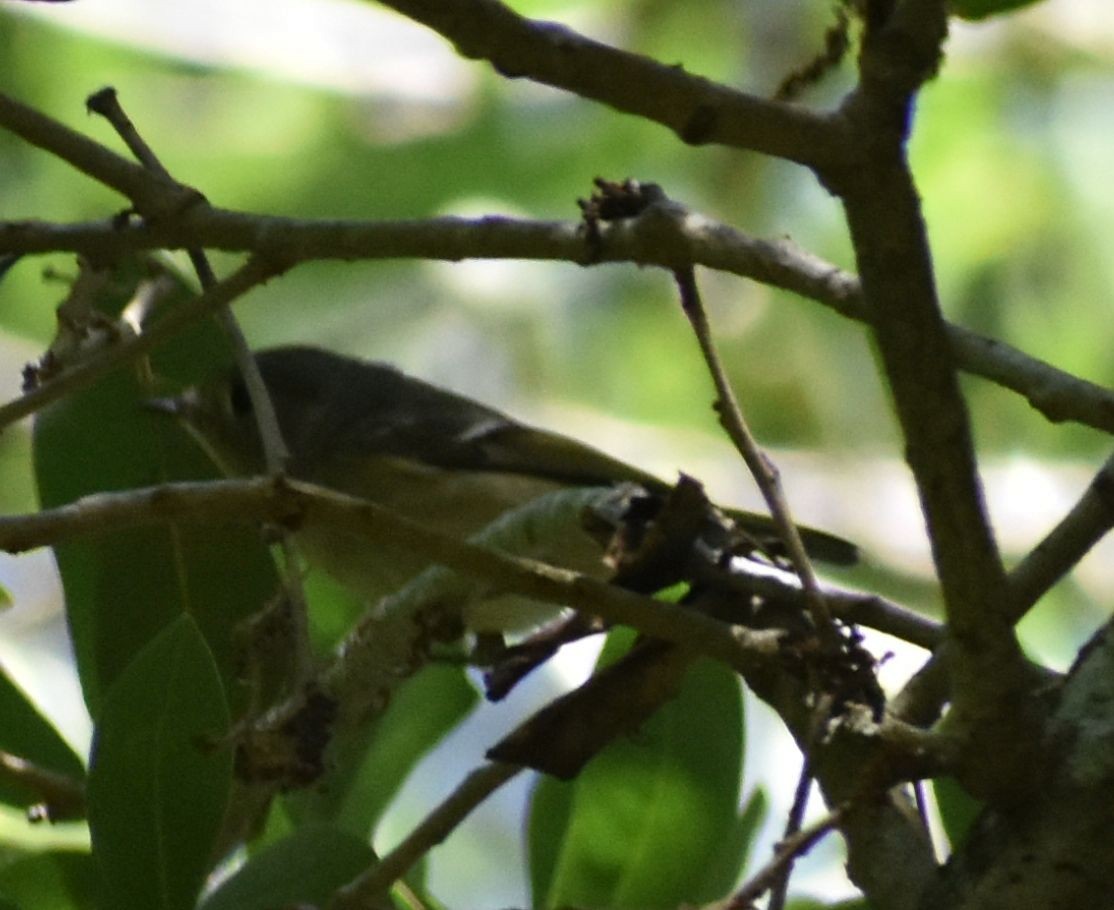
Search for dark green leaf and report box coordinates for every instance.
[31,255,279,717]
[525,759,575,907]
[687,786,768,902]
[199,825,373,910]
[933,775,982,849]
[0,665,84,810]
[87,615,232,910]
[529,628,745,909]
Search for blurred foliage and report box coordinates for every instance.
[0,847,96,910]
[0,0,1108,462]
[528,628,746,909]
[0,0,1112,907]
[2,1,1105,452]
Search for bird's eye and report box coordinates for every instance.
[227,378,253,417]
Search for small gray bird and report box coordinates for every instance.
[166,346,856,628]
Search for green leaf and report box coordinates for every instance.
[330,663,477,834]
[950,0,1045,20]
[933,775,982,849]
[0,847,96,910]
[199,825,373,910]
[31,255,279,717]
[0,665,84,810]
[529,629,745,910]
[86,615,232,910]
[687,786,768,902]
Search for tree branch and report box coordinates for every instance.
[698,559,943,650]
[922,619,1114,908]
[1007,450,1114,620]
[4,214,1110,436]
[892,450,1114,728]
[0,477,779,675]
[3,93,1110,436]
[714,804,848,910]
[734,608,940,910]
[946,323,1114,433]
[841,0,948,138]
[0,91,199,217]
[831,12,1044,807]
[841,159,1015,656]
[0,750,86,823]
[330,762,521,910]
[370,0,848,169]
[675,265,836,643]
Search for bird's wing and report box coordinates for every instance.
[327,365,858,566]
[463,423,859,566]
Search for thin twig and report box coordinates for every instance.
[767,691,834,910]
[0,750,86,823]
[826,588,941,650]
[693,556,943,650]
[85,87,176,180]
[0,255,284,431]
[674,265,836,642]
[330,762,521,909]
[773,4,852,102]
[891,451,1114,726]
[82,88,291,471]
[716,804,848,910]
[0,91,198,216]
[1007,450,1114,621]
[768,757,817,910]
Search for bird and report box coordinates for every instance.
[161,345,856,631]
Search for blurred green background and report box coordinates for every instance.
[0,0,1112,904]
